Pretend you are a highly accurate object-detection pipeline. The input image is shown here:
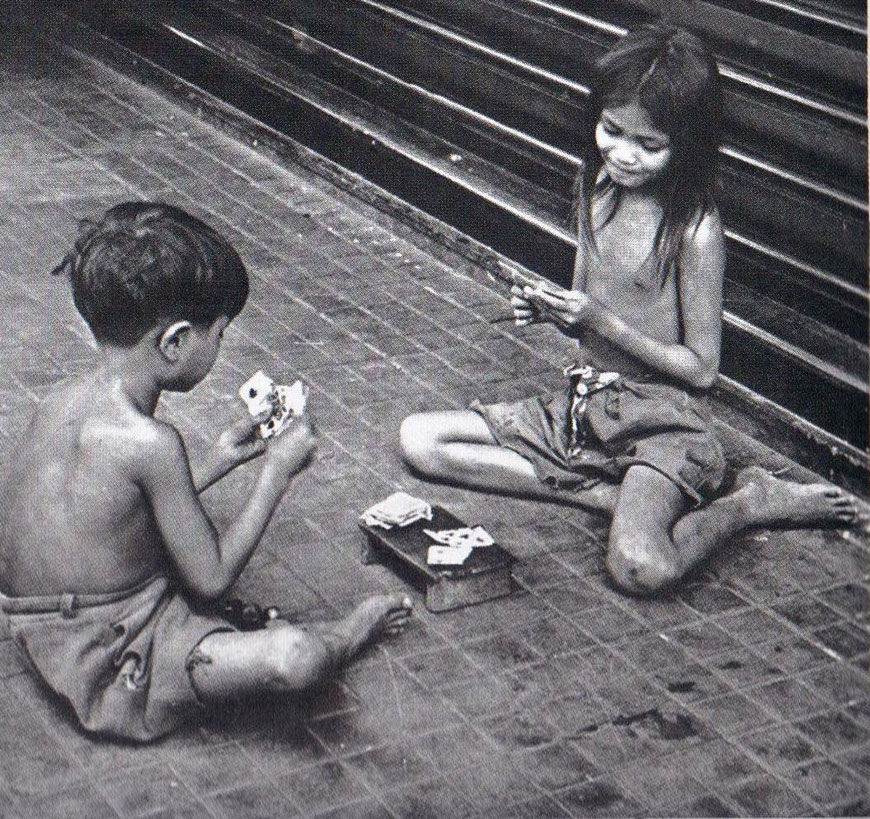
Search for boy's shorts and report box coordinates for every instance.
[0,575,234,742]
[470,375,725,506]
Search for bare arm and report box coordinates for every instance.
[191,413,269,493]
[527,211,725,390]
[136,416,316,600]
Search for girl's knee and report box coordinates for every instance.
[264,628,330,692]
[606,536,680,596]
[400,413,430,466]
[400,412,445,473]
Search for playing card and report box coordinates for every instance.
[239,372,308,439]
[259,411,287,439]
[278,381,308,416]
[374,491,429,519]
[360,492,432,529]
[238,370,275,415]
[261,381,308,438]
[426,544,474,566]
[424,526,493,548]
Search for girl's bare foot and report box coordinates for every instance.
[732,466,857,527]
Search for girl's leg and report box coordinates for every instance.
[189,593,412,701]
[604,466,688,594]
[606,465,858,596]
[399,410,617,512]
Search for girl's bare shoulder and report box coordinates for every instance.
[682,205,724,253]
[678,206,725,307]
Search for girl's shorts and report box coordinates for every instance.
[470,377,725,506]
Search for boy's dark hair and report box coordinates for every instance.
[575,23,723,287]
[53,202,249,346]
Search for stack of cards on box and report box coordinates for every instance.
[239,370,308,439]
[423,525,494,566]
[360,492,433,530]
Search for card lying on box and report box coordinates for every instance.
[423,526,494,549]
[423,525,494,566]
[360,491,433,529]
[426,543,474,566]
[239,370,307,439]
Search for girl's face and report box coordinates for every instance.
[595,100,672,189]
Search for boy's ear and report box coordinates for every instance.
[158,320,193,363]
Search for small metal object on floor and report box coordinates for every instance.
[359,506,516,611]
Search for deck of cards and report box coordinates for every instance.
[239,370,308,439]
[360,492,433,529]
[359,501,515,611]
[423,525,494,566]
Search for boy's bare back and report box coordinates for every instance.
[0,368,172,596]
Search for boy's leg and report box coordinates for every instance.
[189,593,411,701]
[400,410,617,512]
[606,465,857,596]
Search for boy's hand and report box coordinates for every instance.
[264,412,318,484]
[216,412,269,468]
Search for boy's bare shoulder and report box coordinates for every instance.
[41,373,188,475]
[77,410,191,496]
[120,416,189,477]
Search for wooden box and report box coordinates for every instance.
[359,506,516,612]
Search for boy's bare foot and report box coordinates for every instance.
[332,593,413,660]
[732,466,857,527]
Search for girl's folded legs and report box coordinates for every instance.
[399,410,617,513]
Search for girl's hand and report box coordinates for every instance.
[215,412,269,468]
[524,285,597,335]
[510,284,538,326]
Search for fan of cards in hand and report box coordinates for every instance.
[360,491,433,530]
[239,370,308,438]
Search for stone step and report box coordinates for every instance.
[277,0,866,286]
[55,0,869,462]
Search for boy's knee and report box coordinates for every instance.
[606,536,680,596]
[264,628,330,692]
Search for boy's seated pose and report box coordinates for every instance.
[0,202,412,742]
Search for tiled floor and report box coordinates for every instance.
[0,36,868,818]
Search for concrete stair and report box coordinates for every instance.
[53,0,869,479]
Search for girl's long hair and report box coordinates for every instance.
[576,24,723,287]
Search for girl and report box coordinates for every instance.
[399,24,856,595]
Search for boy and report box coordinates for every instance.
[0,202,412,742]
